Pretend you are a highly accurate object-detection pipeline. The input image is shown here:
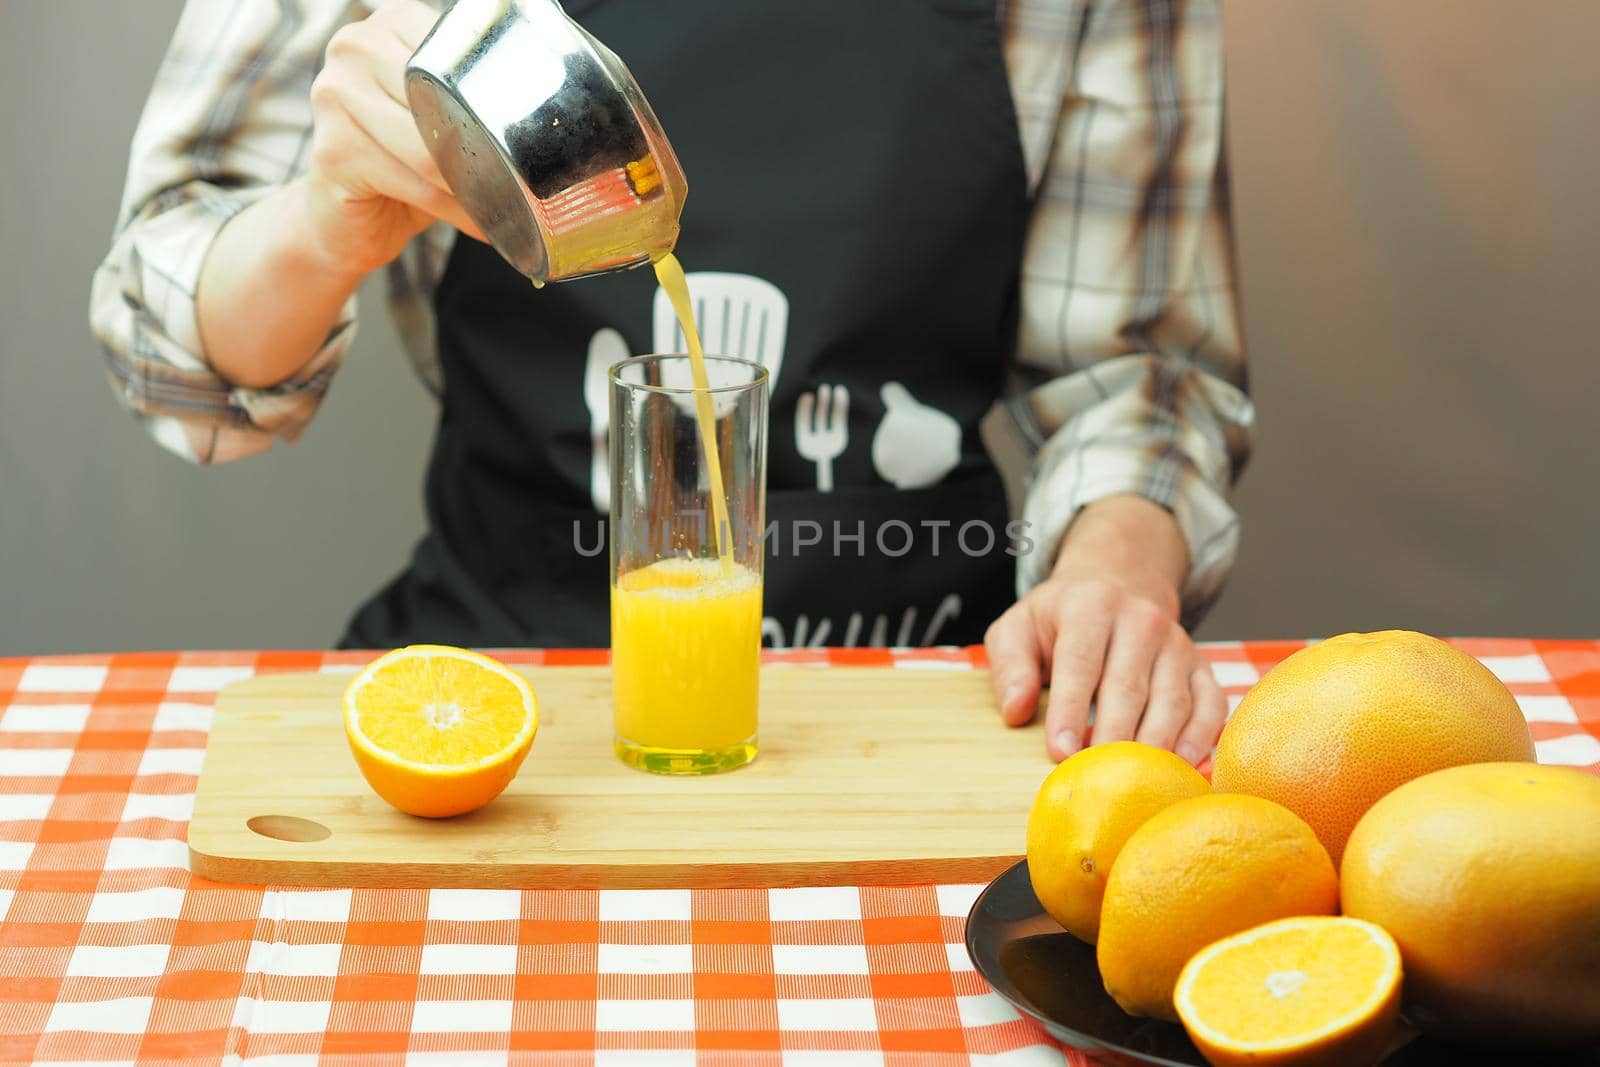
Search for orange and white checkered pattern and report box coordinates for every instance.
[1,642,1596,1065]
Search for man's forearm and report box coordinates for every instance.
[196,180,367,390]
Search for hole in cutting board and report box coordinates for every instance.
[247,814,331,843]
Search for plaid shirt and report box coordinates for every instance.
[89,0,1253,621]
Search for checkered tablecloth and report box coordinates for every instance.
[1,641,1596,1065]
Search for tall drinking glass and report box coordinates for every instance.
[610,355,769,774]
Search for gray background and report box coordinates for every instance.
[2,1,1596,655]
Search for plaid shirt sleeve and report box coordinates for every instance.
[88,1,373,465]
[993,0,1255,625]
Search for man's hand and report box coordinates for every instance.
[198,0,484,389]
[301,0,481,276]
[985,494,1226,765]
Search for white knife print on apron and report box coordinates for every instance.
[583,328,630,513]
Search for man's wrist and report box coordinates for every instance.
[281,178,371,288]
[196,179,368,390]
[1051,494,1189,615]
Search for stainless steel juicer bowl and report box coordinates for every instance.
[406,0,688,284]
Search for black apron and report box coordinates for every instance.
[343,0,1031,650]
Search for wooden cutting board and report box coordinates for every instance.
[190,665,1053,888]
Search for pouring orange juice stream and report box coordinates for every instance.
[652,252,734,574]
[610,252,762,772]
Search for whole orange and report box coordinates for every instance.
[1026,741,1210,944]
[1342,762,1600,1047]
[1211,631,1533,864]
[1097,793,1339,1021]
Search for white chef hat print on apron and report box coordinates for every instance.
[871,382,962,490]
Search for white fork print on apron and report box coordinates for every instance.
[795,384,849,492]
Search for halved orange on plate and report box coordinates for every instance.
[343,645,538,818]
[1173,916,1401,1067]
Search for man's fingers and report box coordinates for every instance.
[1133,635,1194,751]
[371,0,445,50]
[332,104,477,234]
[337,77,453,195]
[1043,596,1113,760]
[1174,662,1228,766]
[325,10,461,205]
[367,28,420,112]
[329,90,485,239]
[985,606,1044,727]
[1090,604,1166,746]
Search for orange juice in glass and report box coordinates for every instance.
[609,354,768,774]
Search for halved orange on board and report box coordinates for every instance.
[1174,916,1402,1067]
[343,645,538,818]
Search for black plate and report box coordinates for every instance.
[965,860,1600,1067]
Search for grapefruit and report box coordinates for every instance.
[1212,631,1533,864]
[1341,761,1600,1046]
